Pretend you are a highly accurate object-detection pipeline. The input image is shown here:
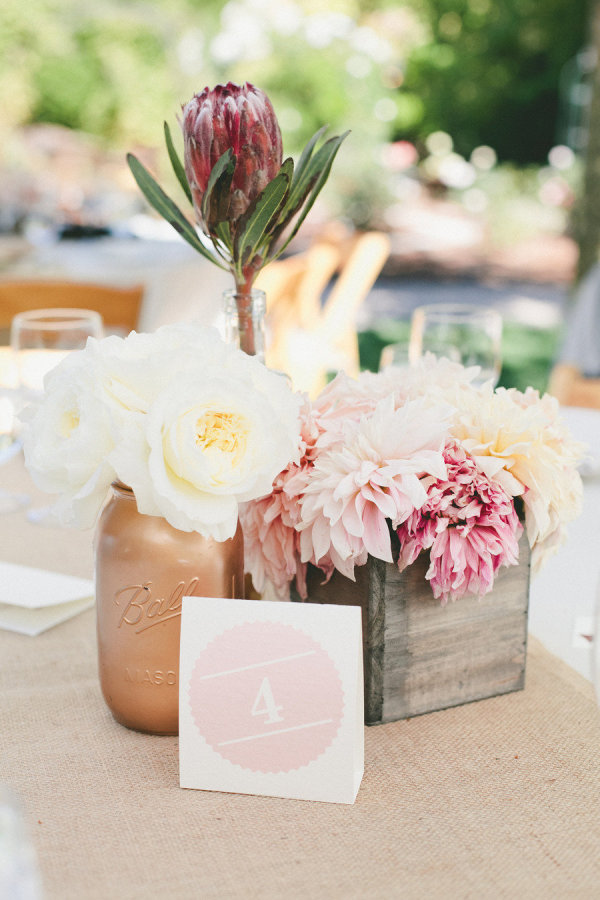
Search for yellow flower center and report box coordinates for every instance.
[194,411,247,463]
[60,409,80,438]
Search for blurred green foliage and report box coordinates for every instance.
[0,0,403,224]
[0,0,589,234]
[0,0,393,143]
[398,0,588,163]
[1,0,189,144]
[1,0,586,162]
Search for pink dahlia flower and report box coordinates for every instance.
[240,398,322,600]
[396,442,522,603]
[296,395,449,580]
[239,483,305,601]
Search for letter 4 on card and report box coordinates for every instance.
[179,597,364,804]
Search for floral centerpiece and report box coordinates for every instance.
[22,335,584,729]
[127,81,347,356]
[241,356,584,605]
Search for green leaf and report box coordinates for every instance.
[270,130,347,243]
[214,220,233,254]
[126,153,227,269]
[271,131,349,257]
[285,126,332,213]
[235,158,293,266]
[163,121,192,205]
[201,148,236,231]
[293,125,328,187]
[268,173,318,245]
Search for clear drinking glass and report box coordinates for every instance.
[409,303,503,386]
[10,308,103,524]
[11,308,103,407]
[379,341,411,371]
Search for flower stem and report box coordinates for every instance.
[235,278,257,357]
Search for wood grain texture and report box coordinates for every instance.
[292,529,530,725]
[0,280,144,331]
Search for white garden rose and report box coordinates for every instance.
[83,324,235,418]
[23,355,116,527]
[110,360,302,540]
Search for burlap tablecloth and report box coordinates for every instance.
[1,458,599,899]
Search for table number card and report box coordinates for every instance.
[179,597,364,805]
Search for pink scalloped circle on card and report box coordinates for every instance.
[188,620,344,774]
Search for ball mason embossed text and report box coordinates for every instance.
[114,579,201,633]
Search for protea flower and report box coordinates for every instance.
[127,81,347,355]
[182,82,283,228]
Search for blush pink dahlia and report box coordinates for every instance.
[239,483,304,601]
[296,395,449,580]
[240,398,322,600]
[396,442,522,603]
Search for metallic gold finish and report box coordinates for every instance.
[94,483,245,735]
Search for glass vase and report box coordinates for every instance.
[94,482,245,735]
[223,288,266,361]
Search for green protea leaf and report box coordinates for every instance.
[286,128,344,212]
[163,121,193,205]
[293,125,329,186]
[269,130,349,258]
[126,153,227,269]
[234,158,294,268]
[201,148,236,230]
[214,220,233,254]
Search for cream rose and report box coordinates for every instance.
[112,369,301,540]
[23,355,116,527]
[83,324,236,417]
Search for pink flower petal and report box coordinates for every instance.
[362,503,393,561]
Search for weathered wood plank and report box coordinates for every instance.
[365,558,386,724]
[292,528,530,725]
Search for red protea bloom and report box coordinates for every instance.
[182,81,283,226]
[128,80,347,355]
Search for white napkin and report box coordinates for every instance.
[0,561,94,636]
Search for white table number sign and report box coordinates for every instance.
[179,597,364,804]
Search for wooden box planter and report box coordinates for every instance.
[293,530,531,725]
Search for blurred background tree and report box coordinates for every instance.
[573,0,600,279]
[0,0,591,237]
[0,0,595,394]
[397,0,588,163]
[1,0,589,155]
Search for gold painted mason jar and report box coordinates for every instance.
[94,483,245,735]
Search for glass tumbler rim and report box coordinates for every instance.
[412,302,502,321]
[10,307,104,333]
